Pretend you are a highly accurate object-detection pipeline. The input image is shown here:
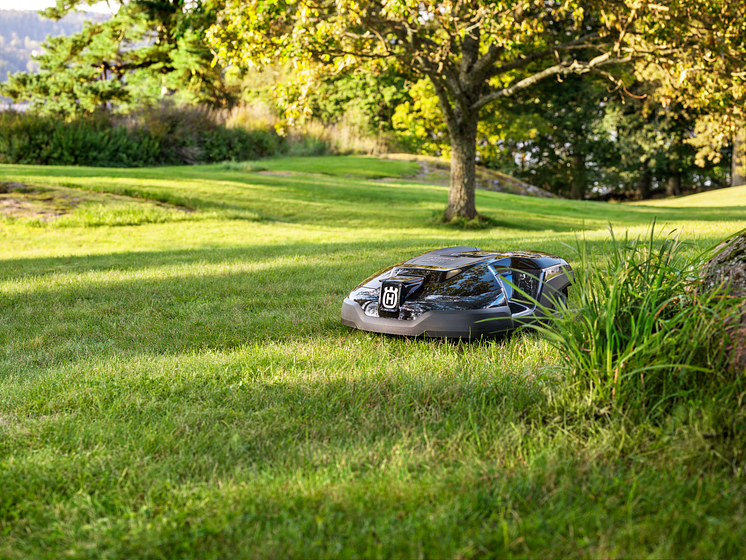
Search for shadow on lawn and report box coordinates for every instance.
[2,342,740,560]
[0,352,653,559]
[3,338,740,560]
[1,225,742,555]
[480,199,746,233]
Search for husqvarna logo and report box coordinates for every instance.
[381,286,400,309]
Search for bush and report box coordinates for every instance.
[0,105,284,167]
[535,224,739,421]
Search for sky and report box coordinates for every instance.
[0,0,115,13]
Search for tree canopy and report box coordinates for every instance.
[1,1,234,116]
[207,0,746,219]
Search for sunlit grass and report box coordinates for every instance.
[631,183,746,208]
[1,157,745,559]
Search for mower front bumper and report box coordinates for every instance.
[340,298,514,338]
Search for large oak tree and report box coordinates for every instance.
[207,0,745,219]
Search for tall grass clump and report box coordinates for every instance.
[125,103,283,164]
[226,103,395,156]
[537,224,738,421]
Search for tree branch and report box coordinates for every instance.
[458,25,481,85]
[429,75,457,134]
[486,33,601,78]
[471,53,632,112]
[468,43,501,84]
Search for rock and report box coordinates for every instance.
[0,181,30,194]
[726,304,746,373]
[703,233,746,297]
[702,232,746,372]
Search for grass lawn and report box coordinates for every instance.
[1,156,745,559]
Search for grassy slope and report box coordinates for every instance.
[0,156,744,559]
[631,184,746,208]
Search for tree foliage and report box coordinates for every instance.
[0,9,104,79]
[1,1,234,116]
[386,68,728,199]
[497,75,616,199]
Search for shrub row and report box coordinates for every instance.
[0,105,284,167]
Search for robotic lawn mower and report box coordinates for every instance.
[341,246,573,338]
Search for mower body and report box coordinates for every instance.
[340,246,572,338]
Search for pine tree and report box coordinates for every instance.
[1,1,234,116]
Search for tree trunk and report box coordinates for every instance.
[666,169,681,197]
[445,115,479,221]
[733,128,746,187]
[636,168,652,200]
[570,153,587,200]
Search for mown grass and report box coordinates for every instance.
[1,156,745,559]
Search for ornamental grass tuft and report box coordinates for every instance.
[535,222,740,421]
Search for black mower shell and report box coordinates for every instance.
[341,246,572,338]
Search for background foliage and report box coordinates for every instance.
[0,5,742,197]
[0,105,282,166]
